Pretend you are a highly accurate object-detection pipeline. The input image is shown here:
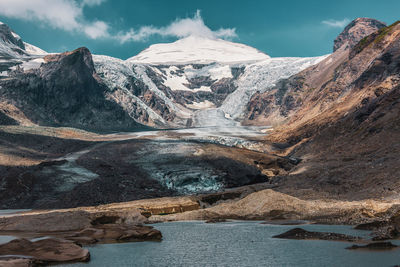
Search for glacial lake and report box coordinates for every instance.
[59,221,400,267]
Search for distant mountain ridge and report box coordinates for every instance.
[0,23,325,130]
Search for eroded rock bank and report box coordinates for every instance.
[0,238,90,265]
[2,186,400,264]
[148,189,400,225]
[0,207,161,265]
[3,187,400,230]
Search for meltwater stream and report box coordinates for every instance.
[60,221,400,267]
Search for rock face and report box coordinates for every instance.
[272,228,361,241]
[245,18,386,126]
[0,238,90,264]
[333,18,386,52]
[0,47,144,132]
[245,19,400,201]
[0,23,26,57]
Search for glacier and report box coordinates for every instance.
[92,37,327,127]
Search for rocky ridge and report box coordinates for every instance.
[244,18,400,200]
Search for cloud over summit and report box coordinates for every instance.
[0,1,236,42]
[118,10,237,43]
[322,18,351,28]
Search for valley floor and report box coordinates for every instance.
[1,124,400,265]
[0,124,399,224]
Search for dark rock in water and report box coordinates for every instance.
[354,220,389,230]
[273,228,361,242]
[371,226,399,241]
[346,242,398,250]
[363,212,400,240]
[0,238,90,264]
[205,219,227,223]
[261,220,309,225]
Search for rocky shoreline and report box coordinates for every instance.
[2,186,400,265]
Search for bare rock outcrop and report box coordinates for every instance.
[0,238,90,264]
[346,242,398,250]
[273,228,361,241]
[0,208,146,232]
[0,47,144,132]
[334,18,386,52]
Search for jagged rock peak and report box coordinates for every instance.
[44,47,95,72]
[333,18,386,52]
[0,22,25,50]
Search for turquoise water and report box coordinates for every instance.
[60,221,400,267]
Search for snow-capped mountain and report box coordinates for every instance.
[94,36,326,127]
[128,35,270,65]
[0,21,326,130]
[0,21,47,77]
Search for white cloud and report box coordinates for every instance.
[0,0,109,39]
[0,2,236,43]
[84,21,109,39]
[81,0,106,7]
[117,10,237,43]
[322,18,351,28]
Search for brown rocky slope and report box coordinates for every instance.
[246,19,400,200]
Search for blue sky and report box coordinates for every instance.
[0,0,399,59]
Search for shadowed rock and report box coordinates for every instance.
[273,228,361,242]
[205,218,227,223]
[65,224,162,245]
[0,238,90,264]
[346,242,398,250]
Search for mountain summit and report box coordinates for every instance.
[128,35,270,65]
[333,17,386,52]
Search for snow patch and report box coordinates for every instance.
[20,58,45,70]
[184,63,232,80]
[11,31,20,40]
[128,35,270,65]
[23,42,47,55]
[186,100,215,110]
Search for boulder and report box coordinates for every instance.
[273,228,361,242]
[0,238,90,264]
[0,211,92,232]
[65,224,162,244]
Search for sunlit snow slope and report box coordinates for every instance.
[128,36,270,65]
[94,36,327,127]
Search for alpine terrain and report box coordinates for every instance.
[0,14,400,266]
